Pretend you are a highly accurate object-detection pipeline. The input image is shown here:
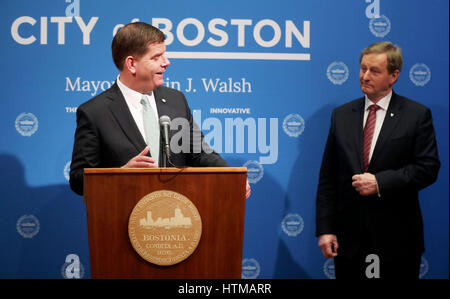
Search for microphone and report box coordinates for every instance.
[159,115,171,164]
[159,115,187,169]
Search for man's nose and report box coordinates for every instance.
[362,70,370,80]
[162,55,170,67]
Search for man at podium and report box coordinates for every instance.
[69,22,250,198]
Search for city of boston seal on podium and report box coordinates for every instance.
[128,190,202,266]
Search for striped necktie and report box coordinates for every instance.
[363,104,379,172]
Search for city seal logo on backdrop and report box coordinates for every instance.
[419,256,429,278]
[409,63,431,87]
[327,62,349,85]
[241,258,261,279]
[64,161,71,181]
[281,213,304,237]
[323,258,335,279]
[283,114,305,137]
[16,214,40,238]
[369,15,391,37]
[15,112,38,137]
[243,160,264,184]
[128,190,202,266]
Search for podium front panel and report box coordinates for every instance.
[84,167,247,279]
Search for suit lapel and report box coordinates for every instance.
[107,83,148,154]
[352,98,366,172]
[369,91,403,169]
[153,87,171,118]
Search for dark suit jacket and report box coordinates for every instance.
[316,91,440,259]
[70,83,228,196]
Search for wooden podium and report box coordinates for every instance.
[84,167,247,279]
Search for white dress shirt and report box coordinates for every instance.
[116,75,160,145]
[363,90,392,163]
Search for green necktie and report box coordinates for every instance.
[140,95,160,166]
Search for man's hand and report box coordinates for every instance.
[121,146,158,168]
[245,180,251,199]
[318,234,338,258]
[352,172,378,196]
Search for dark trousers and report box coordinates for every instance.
[334,249,422,279]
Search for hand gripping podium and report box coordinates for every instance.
[84,167,247,279]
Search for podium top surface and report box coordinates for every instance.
[84,167,247,174]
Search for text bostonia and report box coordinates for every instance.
[143,234,188,241]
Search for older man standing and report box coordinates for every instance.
[316,41,440,279]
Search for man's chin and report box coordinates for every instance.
[154,80,165,89]
[361,86,372,94]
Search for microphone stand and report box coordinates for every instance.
[161,146,167,168]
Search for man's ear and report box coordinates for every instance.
[124,56,137,75]
[390,69,400,85]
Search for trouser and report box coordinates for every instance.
[334,246,422,279]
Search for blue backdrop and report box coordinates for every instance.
[1,0,448,279]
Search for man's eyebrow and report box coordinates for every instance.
[150,51,164,59]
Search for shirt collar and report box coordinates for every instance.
[364,90,392,111]
[116,75,153,109]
